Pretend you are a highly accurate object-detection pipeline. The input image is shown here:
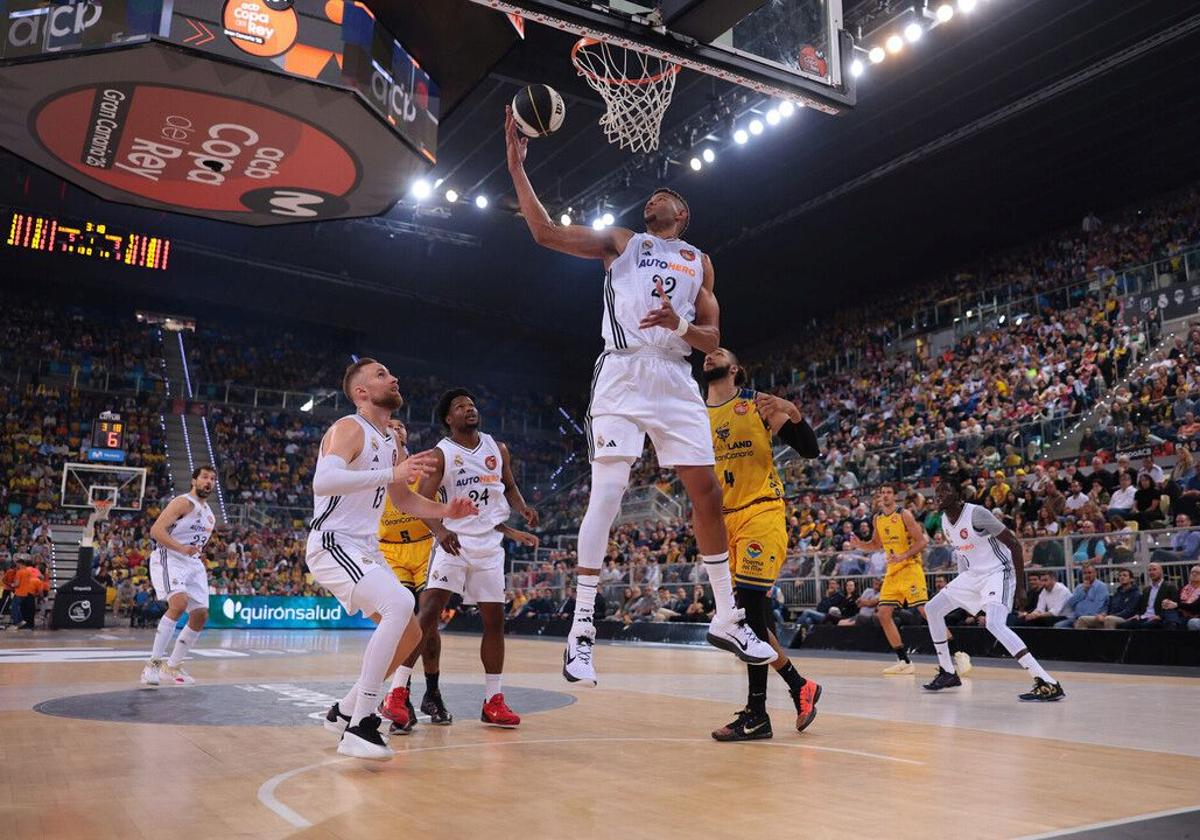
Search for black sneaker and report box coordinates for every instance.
[421,690,453,725]
[323,701,351,734]
[338,714,393,760]
[923,668,963,692]
[1018,677,1065,702]
[711,707,773,742]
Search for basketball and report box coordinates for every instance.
[511,84,565,138]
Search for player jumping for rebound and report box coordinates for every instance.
[389,389,539,729]
[702,349,823,741]
[506,108,774,685]
[847,484,972,677]
[141,465,218,688]
[309,360,476,760]
[924,477,1065,701]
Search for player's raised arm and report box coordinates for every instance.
[149,496,196,555]
[314,417,435,496]
[505,106,632,262]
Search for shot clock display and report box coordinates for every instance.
[87,412,127,464]
[5,210,170,270]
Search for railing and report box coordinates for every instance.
[503,526,1200,616]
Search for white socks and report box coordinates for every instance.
[485,673,502,700]
[574,574,600,624]
[702,553,735,618]
[167,626,200,667]
[925,594,956,673]
[151,614,177,660]
[391,665,414,691]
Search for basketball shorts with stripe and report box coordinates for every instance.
[585,351,715,467]
[940,567,1014,616]
[305,530,389,614]
[149,548,209,612]
[427,531,506,605]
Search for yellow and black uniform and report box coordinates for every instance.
[875,509,928,607]
[708,388,788,591]
[379,481,433,592]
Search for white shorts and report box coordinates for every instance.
[305,530,387,614]
[427,531,506,605]
[940,567,1015,616]
[585,350,715,467]
[150,547,209,612]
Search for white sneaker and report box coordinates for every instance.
[953,650,974,677]
[883,660,916,675]
[140,659,162,688]
[706,609,776,665]
[338,716,393,761]
[562,618,597,686]
[160,664,196,686]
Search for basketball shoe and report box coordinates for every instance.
[421,690,453,725]
[706,608,776,664]
[562,616,597,685]
[338,715,393,761]
[139,658,162,688]
[324,702,351,734]
[923,668,962,691]
[481,693,520,728]
[791,679,822,733]
[712,707,773,742]
[1018,678,1065,702]
[160,664,195,686]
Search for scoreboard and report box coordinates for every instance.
[87,412,127,464]
[5,210,170,270]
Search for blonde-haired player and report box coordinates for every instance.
[377,419,448,731]
[848,485,971,676]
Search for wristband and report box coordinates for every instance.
[673,318,689,337]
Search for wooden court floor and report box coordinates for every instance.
[1,627,1197,840]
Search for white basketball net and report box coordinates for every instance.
[571,38,679,153]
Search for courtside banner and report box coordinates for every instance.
[204,595,376,629]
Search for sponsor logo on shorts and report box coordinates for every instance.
[596,434,606,446]
[485,455,498,470]
[746,542,763,559]
[604,440,618,448]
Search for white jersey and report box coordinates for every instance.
[436,432,511,536]
[940,502,1012,575]
[159,492,215,557]
[603,233,704,356]
[310,414,398,537]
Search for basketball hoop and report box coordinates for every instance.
[82,499,114,549]
[571,38,679,153]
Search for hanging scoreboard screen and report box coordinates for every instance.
[5,210,171,270]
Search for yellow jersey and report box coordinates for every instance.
[378,480,432,544]
[874,509,916,564]
[707,388,784,513]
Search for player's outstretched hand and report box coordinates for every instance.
[509,529,540,549]
[392,450,437,484]
[754,392,801,434]
[446,497,478,520]
[437,530,462,556]
[182,545,201,557]
[505,105,528,170]
[638,277,680,331]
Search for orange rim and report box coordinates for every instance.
[571,37,680,86]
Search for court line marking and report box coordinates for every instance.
[258,736,925,828]
[1015,804,1200,839]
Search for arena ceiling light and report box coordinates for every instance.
[749,118,764,135]
[958,0,977,12]
[733,128,749,144]
[778,101,796,118]
[766,108,781,125]
[591,218,606,230]
[444,189,459,203]
[475,195,489,209]
[850,58,865,77]
[411,178,432,200]
[560,212,572,225]
[702,148,716,164]
[602,212,615,225]
[868,46,886,63]
[905,22,923,42]
[885,34,904,54]
[689,157,702,171]
[936,4,954,23]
